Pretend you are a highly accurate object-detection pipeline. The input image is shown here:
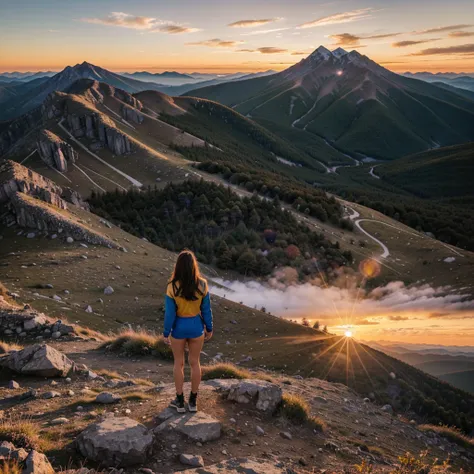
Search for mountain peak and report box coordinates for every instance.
[332,47,348,59]
[309,45,333,60]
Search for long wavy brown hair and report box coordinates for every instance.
[170,250,206,301]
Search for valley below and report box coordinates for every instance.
[0,46,473,474]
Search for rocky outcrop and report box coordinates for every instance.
[0,343,74,377]
[227,379,283,414]
[76,416,154,467]
[0,160,67,209]
[121,103,144,124]
[65,112,132,155]
[4,190,117,248]
[37,129,77,172]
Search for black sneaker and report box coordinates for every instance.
[188,392,198,412]
[170,394,185,413]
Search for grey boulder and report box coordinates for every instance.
[95,392,121,404]
[0,344,74,377]
[23,450,55,474]
[76,417,153,467]
[227,379,282,413]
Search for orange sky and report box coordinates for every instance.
[1,1,474,74]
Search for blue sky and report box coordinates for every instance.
[1,0,474,72]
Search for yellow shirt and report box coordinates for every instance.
[166,279,208,317]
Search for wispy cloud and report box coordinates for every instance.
[237,47,288,54]
[388,315,409,321]
[187,38,244,48]
[449,31,474,38]
[412,43,474,56]
[329,32,401,47]
[393,39,440,48]
[81,12,199,34]
[229,18,282,28]
[413,24,472,35]
[153,24,200,34]
[297,8,373,29]
[291,51,310,56]
[241,27,290,36]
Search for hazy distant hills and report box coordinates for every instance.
[369,342,474,394]
[0,64,277,121]
[187,46,474,160]
[0,62,171,120]
[404,71,474,92]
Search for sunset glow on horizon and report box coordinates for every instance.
[2,0,474,74]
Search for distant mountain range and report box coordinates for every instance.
[0,64,277,120]
[368,341,474,394]
[187,46,474,159]
[404,72,474,93]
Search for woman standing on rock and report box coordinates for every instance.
[163,250,213,413]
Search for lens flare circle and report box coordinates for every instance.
[359,258,381,279]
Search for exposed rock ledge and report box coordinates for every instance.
[7,192,118,248]
[37,129,78,172]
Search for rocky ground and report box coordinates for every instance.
[0,295,472,474]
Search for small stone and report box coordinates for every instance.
[104,286,114,295]
[66,237,74,244]
[179,454,204,467]
[85,305,93,313]
[67,390,75,396]
[51,417,69,425]
[27,232,36,239]
[256,425,265,436]
[50,380,58,386]
[222,450,228,455]
[8,380,20,389]
[52,331,61,339]
[42,391,61,399]
[280,431,292,440]
[95,392,122,404]
[230,418,236,423]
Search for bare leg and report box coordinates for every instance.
[187,335,205,393]
[170,337,186,395]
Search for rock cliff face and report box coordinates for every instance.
[37,129,78,172]
[121,103,144,125]
[0,160,68,209]
[64,112,132,155]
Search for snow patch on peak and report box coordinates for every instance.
[332,48,348,59]
[309,46,333,60]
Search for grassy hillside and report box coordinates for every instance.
[187,51,474,160]
[439,370,474,394]
[377,142,474,200]
[1,208,473,434]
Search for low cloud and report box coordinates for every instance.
[449,31,474,38]
[238,47,288,54]
[187,38,244,48]
[413,24,472,35]
[81,12,199,34]
[291,51,310,56]
[393,39,440,48]
[412,43,474,56]
[210,276,474,325]
[229,18,282,28]
[297,9,374,29]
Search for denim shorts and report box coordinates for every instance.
[171,315,204,339]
